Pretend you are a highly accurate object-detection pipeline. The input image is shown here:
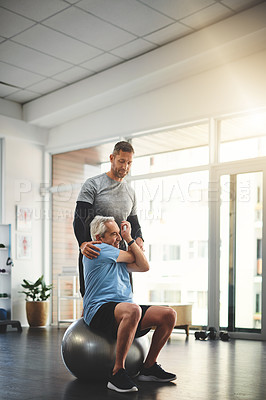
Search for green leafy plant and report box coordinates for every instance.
[20,275,53,301]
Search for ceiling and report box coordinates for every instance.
[0,0,263,105]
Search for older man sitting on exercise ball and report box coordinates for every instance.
[83,215,177,393]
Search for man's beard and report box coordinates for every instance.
[114,169,128,178]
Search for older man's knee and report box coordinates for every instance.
[163,307,177,327]
[127,303,142,324]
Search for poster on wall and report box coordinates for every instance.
[16,234,32,260]
[16,206,33,232]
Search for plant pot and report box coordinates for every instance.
[26,301,49,327]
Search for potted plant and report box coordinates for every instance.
[20,275,53,327]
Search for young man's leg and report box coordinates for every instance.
[107,302,141,393]
[138,306,177,382]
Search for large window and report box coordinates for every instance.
[131,171,209,326]
[217,109,266,336]
[220,111,266,162]
[131,123,209,176]
[220,172,263,331]
[129,122,209,326]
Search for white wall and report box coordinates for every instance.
[0,98,22,120]
[0,116,48,325]
[0,114,48,145]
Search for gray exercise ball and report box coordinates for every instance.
[61,318,149,381]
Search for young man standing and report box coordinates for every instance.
[83,216,177,393]
[74,141,144,296]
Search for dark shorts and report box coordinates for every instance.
[90,302,151,339]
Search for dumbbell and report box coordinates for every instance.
[194,330,208,340]
[219,331,230,341]
[195,328,230,341]
[207,326,217,340]
[195,327,218,340]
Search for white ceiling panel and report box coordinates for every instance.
[141,22,192,45]
[221,0,263,12]
[26,78,66,95]
[0,61,43,87]
[52,66,93,84]
[181,3,233,29]
[5,89,39,103]
[64,0,81,3]
[0,0,69,21]
[0,41,72,76]
[111,38,157,59]
[77,0,174,36]
[0,82,18,97]
[13,25,102,64]
[140,0,215,20]
[43,6,136,50]
[0,7,35,38]
[81,53,123,72]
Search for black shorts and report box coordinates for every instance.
[90,302,151,339]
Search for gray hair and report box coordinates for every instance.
[90,216,115,241]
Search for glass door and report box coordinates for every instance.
[219,170,263,334]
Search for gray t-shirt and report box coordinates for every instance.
[77,173,137,227]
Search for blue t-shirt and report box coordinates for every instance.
[83,243,133,326]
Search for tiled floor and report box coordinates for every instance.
[0,325,266,400]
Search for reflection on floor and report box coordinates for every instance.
[0,326,266,400]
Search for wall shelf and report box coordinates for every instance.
[0,225,12,320]
[57,272,82,327]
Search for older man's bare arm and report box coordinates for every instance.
[117,221,149,272]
